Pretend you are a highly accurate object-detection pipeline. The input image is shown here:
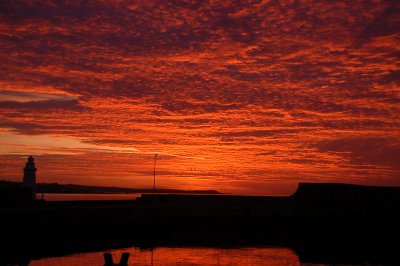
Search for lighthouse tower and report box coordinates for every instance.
[22,155,37,200]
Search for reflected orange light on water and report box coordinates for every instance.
[29,247,305,266]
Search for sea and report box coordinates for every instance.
[32,194,304,265]
[37,193,143,201]
[28,246,307,265]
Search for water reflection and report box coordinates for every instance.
[38,193,143,201]
[29,247,304,266]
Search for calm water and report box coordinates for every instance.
[29,246,310,266]
[37,193,143,201]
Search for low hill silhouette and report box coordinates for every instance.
[0,180,220,194]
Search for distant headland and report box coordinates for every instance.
[0,180,220,195]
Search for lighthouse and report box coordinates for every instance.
[22,155,37,200]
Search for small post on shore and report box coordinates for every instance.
[153,153,158,194]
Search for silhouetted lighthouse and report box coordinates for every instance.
[22,155,37,200]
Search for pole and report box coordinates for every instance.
[153,154,158,194]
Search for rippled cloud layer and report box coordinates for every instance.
[0,1,399,194]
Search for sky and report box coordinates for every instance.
[0,0,399,195]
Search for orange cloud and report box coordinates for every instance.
[0,0,399,195]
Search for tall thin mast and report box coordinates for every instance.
[153,154,158,194]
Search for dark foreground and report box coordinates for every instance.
[1,183,400,265]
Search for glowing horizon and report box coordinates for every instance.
[0,1,399,195]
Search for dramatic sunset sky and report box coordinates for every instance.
[0,1,399,195]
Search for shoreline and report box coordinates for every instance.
[1,182,399,265]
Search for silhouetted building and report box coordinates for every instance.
[22,155,36,200]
